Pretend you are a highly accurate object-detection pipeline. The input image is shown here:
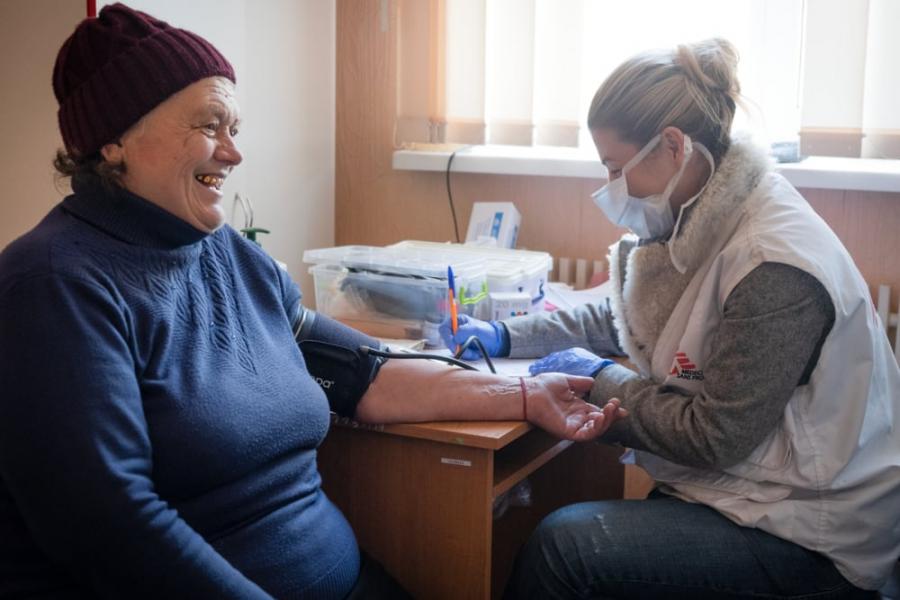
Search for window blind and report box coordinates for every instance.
[396,0,899,159]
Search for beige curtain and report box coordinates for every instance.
[800,0,900,159]
[397,0,900,159]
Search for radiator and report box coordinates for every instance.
[551,257,606,289]
[877,285,900,363]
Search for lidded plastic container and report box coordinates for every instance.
[302,245,488,346]
[388,241,553,319]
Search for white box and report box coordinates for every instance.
[465,202,521,249]
[489,292,532,320]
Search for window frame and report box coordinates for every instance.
[392,144,900,193]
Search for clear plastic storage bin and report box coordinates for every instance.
[388,241,553,319]
[303,246,488,347]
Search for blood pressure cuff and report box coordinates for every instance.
[340,270,444,322]
[293,307,387,418]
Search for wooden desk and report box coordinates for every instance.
[317,418,628,599]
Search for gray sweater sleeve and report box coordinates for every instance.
[594,262,835,469]
[503,297,625,359]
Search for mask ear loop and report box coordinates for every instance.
[669,142,715,274]
[590,134,663,225]
[656,135,694,206]
[620,134,662,182]
[591,134,662,195]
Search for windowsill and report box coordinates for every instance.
[392,145,900,193]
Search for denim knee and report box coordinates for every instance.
[508,502,615,600]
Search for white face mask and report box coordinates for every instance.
[591,133,694,240]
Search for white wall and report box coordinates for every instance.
[1,0,336,304]
[242,0,336,304]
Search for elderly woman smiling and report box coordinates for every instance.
[97,76,243,233]
[0,4,625,599]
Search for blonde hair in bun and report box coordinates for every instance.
[588,38,742,164]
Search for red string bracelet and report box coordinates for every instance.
[518,377,528,421]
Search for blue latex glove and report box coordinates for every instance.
[528,347,614,378]
[438,314,506,360]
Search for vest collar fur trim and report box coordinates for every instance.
[668,139,771,274]
[606,140,772,375]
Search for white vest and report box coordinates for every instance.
[608,148,900,590]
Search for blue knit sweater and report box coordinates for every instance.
[0,174,368,598]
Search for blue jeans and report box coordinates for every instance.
[505,491,876,599]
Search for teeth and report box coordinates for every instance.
[195,174,223,189]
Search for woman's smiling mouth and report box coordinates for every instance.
[195,174,224,190]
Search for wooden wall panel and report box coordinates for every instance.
[335,1,626,267]
[802,189,900,302]
[336,1,900,307]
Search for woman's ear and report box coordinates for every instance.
[100,141,124,165]
[660,126,685,163]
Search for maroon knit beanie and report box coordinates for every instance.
[53,2,235,157]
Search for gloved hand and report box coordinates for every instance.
[528,347,614,378]
[438,314,507,360]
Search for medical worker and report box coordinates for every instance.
[442,38,900,598]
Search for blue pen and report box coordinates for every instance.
[447,266,460,353]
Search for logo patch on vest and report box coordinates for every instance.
[669,351,704,381]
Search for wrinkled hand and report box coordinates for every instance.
[438,314,505,360]
[524,373,626,442]
[528,347,614,378]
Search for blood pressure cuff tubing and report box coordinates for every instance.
[293,307,387,418]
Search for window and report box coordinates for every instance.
[395,0,900,160]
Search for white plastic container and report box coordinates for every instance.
[388,241,552,319]
[302,246,488,346]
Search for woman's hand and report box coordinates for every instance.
[524,373,626,442]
